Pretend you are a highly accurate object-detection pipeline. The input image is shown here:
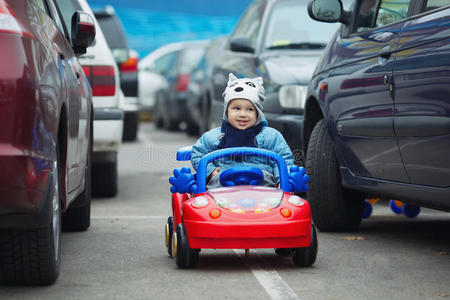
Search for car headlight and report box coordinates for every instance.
[279,85,308,109]
[191,196,209,208]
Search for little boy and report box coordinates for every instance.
[191,73,295,188]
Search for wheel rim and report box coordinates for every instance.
[172,232,177,258]
[165,223,170,248]
[52,160,61,262]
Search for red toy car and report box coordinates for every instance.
[166,147,317,268]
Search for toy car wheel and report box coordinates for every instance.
[165,217,173,257]
[292,225,318,267]
[306,119,364,231]
[362,200,373,219]
[274,248,292,257]
[402,203,421,218]
[174,224,199,268]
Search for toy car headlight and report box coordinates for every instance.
[287,195,305,207]
[279,85,308,109]
[191,196,209,208]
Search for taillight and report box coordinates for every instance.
[175,74,190,92]
[119,50,138,73]
[82,65,116,96]
[0,1,32,38]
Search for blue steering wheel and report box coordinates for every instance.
[219,166,264,187]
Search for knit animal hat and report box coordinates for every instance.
[222,73,265,125]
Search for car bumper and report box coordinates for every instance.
[266,112,304,161]
[93,108,123,153]
[0,147,53,228]
[184,218,311,249]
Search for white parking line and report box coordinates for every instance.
[234,249,300,300]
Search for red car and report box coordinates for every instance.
[166,147,317,268]
[0,0,95,285]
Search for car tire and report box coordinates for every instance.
[165,217,173,257]
[306,119,364,231]
[122,112,139,142]
[186,122,199,136]
[62,124,92,231]
[174,224,199,268]
[163,114,178,131]
[292,225,318,267]
[92,160,118,198]
[0,154,62,285]
[154,97,164,128]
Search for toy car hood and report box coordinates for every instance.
[206,186,284,213]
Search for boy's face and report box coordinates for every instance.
[227,99,257,130]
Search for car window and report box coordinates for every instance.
[354,0,412,33]
[231,0,266,49]
[375,0,411,27]
[31,0,47,11]
[45,0,66,35]
[94,13,128,49]
[177,47,206,74]
[53,0,82,41]
[425,0,449,11]
[154,51,178,75]
[263,0,340,50]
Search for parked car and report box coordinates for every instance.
[94,6,140,142]
[77,0,124,197]
[209,0,340,163]
[0,0,95,285]
[138,42,185,113]
[153,40,209,131]
[185,36,228,136]
[304,0,450,231]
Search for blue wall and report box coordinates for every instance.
[87,0,252,58]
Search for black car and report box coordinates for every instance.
[94,6,140,141]
[153,40,209,131]
[209,0,340,163]
[304,0,450,231]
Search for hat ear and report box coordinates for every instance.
[227,73,238,85]
[254,77,263,87]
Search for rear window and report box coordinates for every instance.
[94,13,128,49]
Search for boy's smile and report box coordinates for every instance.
[227,99,258,130]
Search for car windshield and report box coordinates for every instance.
[263,0,341,50]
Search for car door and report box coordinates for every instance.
[392,1,450,187]
[210,0,267,128]
[46,0,83,191]
[326,0,413,182]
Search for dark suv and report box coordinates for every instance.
[0,0,95,284]
[304,0,450,231]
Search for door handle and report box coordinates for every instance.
[378,45,392,59]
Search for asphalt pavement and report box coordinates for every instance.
[0,122,449,300]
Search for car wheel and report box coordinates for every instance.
[0,156,62,285]
[122,112,139,142]
[154,98,164,128]
[292,225,318,267]
[186,122,199,136]
[165,216,173,257]
[306,119,364,231]
[174,224,199,268]
[92,159,118,198]
[62,124,92,231]
[163,114,178,131]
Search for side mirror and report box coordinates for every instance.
[71,11,96,56]
[230,37,254,53]
[307,0,345,23]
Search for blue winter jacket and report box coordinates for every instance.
[191,121,295,183]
